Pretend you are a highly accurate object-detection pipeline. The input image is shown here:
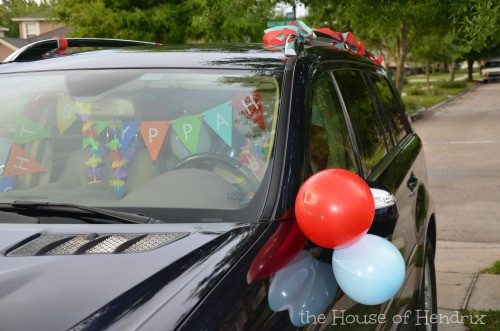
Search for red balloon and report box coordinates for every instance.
[247,215,307,283]
[295,169,375,249]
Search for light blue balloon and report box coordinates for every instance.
[332,234,405,305]
[268,250,338,327]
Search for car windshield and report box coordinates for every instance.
[0,69,281,222]
[485,61,500,68]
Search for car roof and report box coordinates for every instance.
[0,39,382,75]
[0,43,289,73]
[485,57,500,63]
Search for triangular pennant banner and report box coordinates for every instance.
[3,143,47,176]
[13,116,52,145]
[118,121,140,152]
[203,101,232,147]
[57,95,77,134]
[0,176,15,192]
[171,115,202,154]
[139,121,170,162]
[95,121,108,134]
[232,91,265,130]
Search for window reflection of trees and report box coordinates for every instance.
[310,73,356,174]
[334,70,387,176]
[370,74,408,143]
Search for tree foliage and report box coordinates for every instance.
[450,0,500,52]
[303,0,442,92]
[0,0,47,38]
[51,0,277,43]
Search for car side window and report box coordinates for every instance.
[309,72,357,174]
[370,73,409,143]
[333,70,388,177]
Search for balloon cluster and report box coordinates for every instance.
[247,169,405,326]
[295,169,405,305]
[263,20,383,66]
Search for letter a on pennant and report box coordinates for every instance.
[203,101,232,147]
[3,143,47,176]
[232,91,265,130]
[13,116,52,145]
[139,121,169,162]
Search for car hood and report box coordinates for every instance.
[0,221,268,331]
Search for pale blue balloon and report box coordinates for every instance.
[332,234,405,305]
[268,250,338,327]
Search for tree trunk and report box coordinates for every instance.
[426,62,431,95]
[467,58,474,82]
[449,59,456,82]
[395,22,409,93]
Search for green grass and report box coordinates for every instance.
[402,70,480,114]
[481,261,500,274]
[461,310,500,331]
[402,95,447,114]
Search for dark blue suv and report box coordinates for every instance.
[0,33,436,330]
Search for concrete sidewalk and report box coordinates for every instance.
[435,240,500,330]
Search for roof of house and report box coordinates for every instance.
[0,37,30,49]
[28,26,70,42]
[12,13,49,22]
[0,26,69,53]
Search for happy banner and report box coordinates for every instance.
[0,176,15,192]
[57,95,77,134]
[171,115,202,155]
[13,116,52,145]
[53,91,266,163]
[232,91,265,130]
[139,121,170,162]
[3,143,47,177]
[118,121,140,152]
[203,101,233,147]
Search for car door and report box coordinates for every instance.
[303,65,424,330]
[303,66,389,329]
[334,67,426,329]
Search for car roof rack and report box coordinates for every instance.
[3,37,161,63]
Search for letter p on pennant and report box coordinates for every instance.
[139,121,169,162]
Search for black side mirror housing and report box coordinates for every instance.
[367,181,399,239]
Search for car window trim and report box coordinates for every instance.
[329,71,365,178]
[368,71,413,137]
[364,71,398,147]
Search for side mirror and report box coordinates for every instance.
[367,181,398,239]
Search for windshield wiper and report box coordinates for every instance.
[0,200,151,224]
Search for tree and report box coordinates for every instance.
[303,0,442,93]
[450,0,500,53]
[448,0,500,81]
[0,0,47,38]
[51,0,277,43]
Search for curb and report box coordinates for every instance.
[409,82,482,122]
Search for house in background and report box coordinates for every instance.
[0,26,8,38]
[0,13,67,61]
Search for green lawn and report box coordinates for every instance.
[461,310,500,331]
[481,261,500,274]
[401,70,480,114]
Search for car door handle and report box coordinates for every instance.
[407,173,419,191]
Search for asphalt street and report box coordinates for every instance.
[413,82,500,243]
[412,82,500,329]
